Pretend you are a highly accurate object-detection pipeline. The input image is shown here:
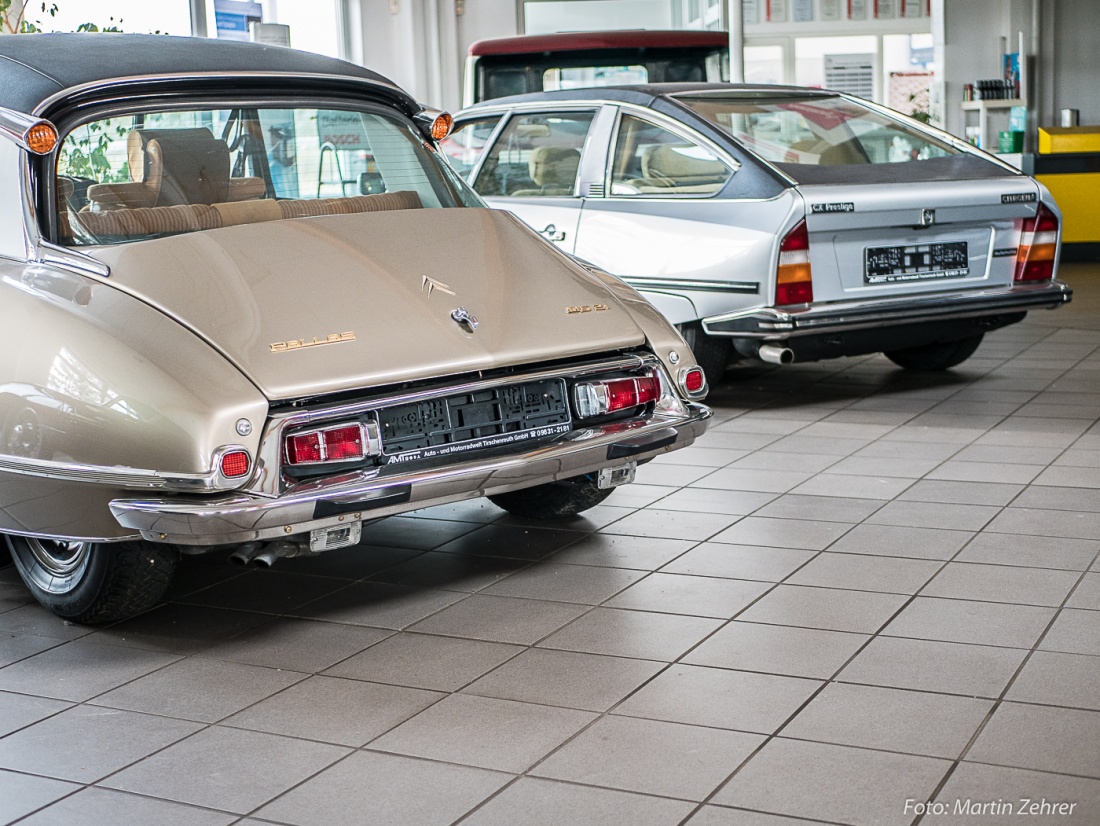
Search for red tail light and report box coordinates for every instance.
[1015,204,1059,282]
[776,220,813,305]
[573,371,660,418]
[220,450,251,478]
[682,366,705,394]
[285,423,370,466]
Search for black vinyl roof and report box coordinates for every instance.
[0,33,402,115]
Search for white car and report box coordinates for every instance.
[446,84,1071,381]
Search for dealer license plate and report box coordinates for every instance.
[864,241,969,284]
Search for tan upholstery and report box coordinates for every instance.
[70,190,424,240]
[512,146,580,196]
[640,144,728,187]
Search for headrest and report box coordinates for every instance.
[129,128,231,206]
[528,146,580,188]
[642,144,728,181]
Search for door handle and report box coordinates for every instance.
[540,224,567,242]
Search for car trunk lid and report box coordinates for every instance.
[88,208,646,400]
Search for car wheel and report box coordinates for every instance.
[488,474,614,519]
[5,407,44,458]
[884,334,984,371]
[7,537,178,624]
[678,323,731,385]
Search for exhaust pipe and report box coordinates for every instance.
[227,542,263,566]
[252,541,314,568]
[757,343,795,365]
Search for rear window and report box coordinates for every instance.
[679,95,960,167]
[55,104,478,246]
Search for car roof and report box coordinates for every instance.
[468,30,730,57]
[463,82,837,110]
[0,33,401,116]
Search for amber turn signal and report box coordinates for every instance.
[24,121,58,154]
[430,112,454,141]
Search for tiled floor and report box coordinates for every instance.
[2,262,1099,826]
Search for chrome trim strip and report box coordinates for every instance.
[0,444,253,492]
[702,281,1072,339]
[32,71,408,117]
[36,240,111,277]
[112,401,712,546]
[626,277,758,294]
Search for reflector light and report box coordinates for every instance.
[683,367,705,394]
[776,220,813,306]
[1015,204,1059,282]
[220,450,251,478]
[573,372,660,418]
[24,121,58,155]
[285,423,369,466]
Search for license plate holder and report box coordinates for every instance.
[864,241,969,284]
[310,522,361,552]
[598,462,637,490]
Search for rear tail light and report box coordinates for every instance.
[681,366,706,396]
[776,219,813,306]
[285,422,371,466]
[220,450,251,478]
[573,371,660,418]
[1015,204,1059,282]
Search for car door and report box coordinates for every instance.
[573,107,797,325]
[465,108,598,253]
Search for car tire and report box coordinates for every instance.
[884,334,984,372]
[678,323,730,385]
[7,537,178,624]
[488,474,614,519]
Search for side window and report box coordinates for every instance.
[472,111,594,198]
[438,116,502,180]
[609,114,735,197]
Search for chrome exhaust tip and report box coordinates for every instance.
[757,344,795,365]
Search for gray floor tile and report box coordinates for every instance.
[955,533,1100,571]
[825,455,941,478]
[927,462,1043,484]
[766,434,872,456]
[1068,572,1100,610]
[602,483,679,508]
[102,726,348,814]
[409,594,588,645]
[460,776,695,826]
[711,517,852,551]
[691,468,815,494]
[0,633,62,669]
[481,562,644,604]
[87,604,272,656]
[614,664,820,734]
[0,769,78,824]
[0,603,95,641]
[786,553,941,595]
[986,507,1100,540]
[532,715,763,801]
[711,738,950,826]
[0,640,179,702]
[178,570,348,614]
[17,787,236,826]
[322,631,521,691]
[838,636,1027,698]
[463,648,662,711]
[197,618,389,673]
[1008,651,1100,711]
[883,597,1056,648]
[937,762,1100,825]
[271,543,424,579]
[684,621,869,679]
[898,479,1024,506]
[362,515,482,549]
[655,445,749,467]
[550,534,696,571]
[366,550,529,592]
[222,675,442,746]
[655,488,778,516]
[660,544,814,582]
[0,691,69,738]
[866,500,1000,531]
[827,524,972,560]
[254,750,510,826]
[291,582,464,629]
[730,452,842,473]
[782,682,993,758]
[684,806,826,825]
[599,509,740,541]
[538,607,722,661]
[735,585,907,633]
[633,462,717,487]
[753,494,884,524]
[604,573,771,618]
[968,702,1100,778]
[1012,485,1100,513]
[1039,608,1100,656]
[790,473,915,500]
[922,562,1079,607]
[370,693,595,772]
[432,524,584,560]
[92,657,305,723]
[952,444,1064,465]
[0,705,200,782]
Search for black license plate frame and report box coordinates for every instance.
[864,241,970,285]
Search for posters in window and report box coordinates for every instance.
[875,0,897,19]
[743,0,761,24]
[767,0,788,22]
[820,0,842,21]
[848,0,868,20]
[791,0,813,22]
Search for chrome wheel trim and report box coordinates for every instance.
[24,538,90,577]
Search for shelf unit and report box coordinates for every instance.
[961,98,1026,152]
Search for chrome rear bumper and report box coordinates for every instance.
[701,280,1072,339]
[110,402,710,546]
